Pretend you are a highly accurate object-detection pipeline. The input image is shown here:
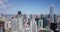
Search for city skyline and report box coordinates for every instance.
[0,0,60,15]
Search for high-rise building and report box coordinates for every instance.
[40,15,49,28]
[17,11,23,32]
[0,14,6,32]
[18,11,22,15]
[23,14,27,24]
[11,11,23,32]
[0,21,5,32]
[54,14,57,23]
[23,14,26,19]
[30,20,37,32]
[35,18,40,26]
[50,4,58,32]
[30,15,37,32]
[50,4,54,23]
[11,18,18,32]
[38,19,43,28]
[17,16,23,32]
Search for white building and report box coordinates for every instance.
[11,17,18,32]
[50,4,54,23]
[0,14,11,32]
[17,15,23,32]
[30,15,37,32]
[5,20,11,30]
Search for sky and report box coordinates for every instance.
[0,0,60,15]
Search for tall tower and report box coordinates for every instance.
[11,18,18,32]
[50,4,58,32]
[11,11,23,32]
[38,19,43,28]
[17,16,23,32]
[30,15,37,32]
[18,11,22,15]
[17,11,23,32]
[50,4,54,23]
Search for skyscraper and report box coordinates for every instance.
[40,15,49,28]
[0,14,4,32]
[11,18,18,32]
[18,11,22,15]
[11,11,23,32]
[30,15,37,32]
[23,14,27,24]
[50,4,58,32]
[50,4,54,23]
[35,17,40,26]
[17,16,23,32]
[17,11,23,32]
[38,19,43,28]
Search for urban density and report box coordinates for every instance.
[0,0,60,32]
[0,4,60,32]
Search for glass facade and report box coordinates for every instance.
[38,19,43,28]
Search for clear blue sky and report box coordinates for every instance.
[0,0,60,15]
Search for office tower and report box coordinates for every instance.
[35,17,40,26]
[17,16,23,32]
[30,20,37,32]
[41,14,49,28]
[46,14,51,26]
[18,11,22,15]
[54,14,55,22]
[5,20,11,32]
[11,11,23,32]
[30,15,37,32]
[47,14,50,18]
[50,4,54,23]
[23,14,26,19]
[50,4,58,32]
[38,19,43,28]
[54,14,57,23]
[28,18,31,25]
[0,14,5,32]
[17,11,23,32]
[23,14,27,24]
[11,18,18,32]
[0,21,5,32]
[41,14,43,18]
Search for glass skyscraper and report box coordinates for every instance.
[50,4,54,23]
[38,19,43,28]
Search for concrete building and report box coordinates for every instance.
[30,15,37,32]
[0,14,5,32]
[11,11,23,32]
[23,14,27,24]
[11,17,18,32]
[0,21,5,32]
[17,15,23,32]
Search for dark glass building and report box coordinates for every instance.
[41,17,49,28]
[18,11,22,15]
